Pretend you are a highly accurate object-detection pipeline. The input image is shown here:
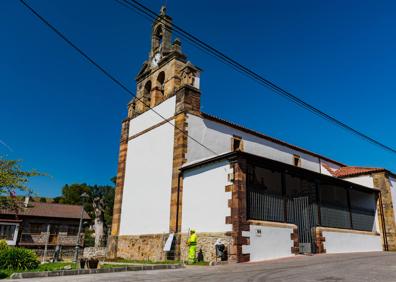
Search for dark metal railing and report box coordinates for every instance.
[248,191,284,222]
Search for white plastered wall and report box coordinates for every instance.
[242,224,294,261]
[186,114,328,174]
[129,96,176,136]
[322,230,382,254]
[343,175,375,189]
[320,160,342,176]
[181,160,233,233]
[119,98,176,235]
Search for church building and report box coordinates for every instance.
[109,7,396,263]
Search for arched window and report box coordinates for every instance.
[156,72,165,95]
[153,26,163,51]
[143,81,152,104]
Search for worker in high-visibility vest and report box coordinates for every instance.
[187,229,197,263]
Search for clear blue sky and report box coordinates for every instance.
[1,0,395,197]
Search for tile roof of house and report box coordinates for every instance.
[322,162,386,178]
[0,202,90,220]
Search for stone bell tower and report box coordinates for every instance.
[110,6,201,260]
[127,6,200,118]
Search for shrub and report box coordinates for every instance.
[0,270,9,279]
[0,240,8,251]
[0,247,39,271]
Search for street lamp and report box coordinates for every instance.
[73,192,89,263]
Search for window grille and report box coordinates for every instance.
[0,224,16,241]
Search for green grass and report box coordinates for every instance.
[105,258,180,264]
[0,260,182,279]
[184,261,209,266]
[0,262,77,279]
[35,262,77,272]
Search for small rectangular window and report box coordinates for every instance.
[231,135,243,151]
[0,224,16,241]
[293,154,301,167]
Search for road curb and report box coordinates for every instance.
[10,264,183,279]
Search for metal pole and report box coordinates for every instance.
[42,224,50,263]
[73,205,85,263]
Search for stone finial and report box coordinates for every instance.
[173,38,182,52]
[180,62,200,89]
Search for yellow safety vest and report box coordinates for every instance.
[188,233,197,246]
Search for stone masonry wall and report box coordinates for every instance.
[31,247,75,260]
[20,232,83,247]
[372,172,396,251]
[83,247,107,258]
[180,232,232,263]
[106,235,118,259]
[115,234,167,261]
[226,158,250,263]
[111,119,130,237]
[314,228,326,253]
[169,85,201,260]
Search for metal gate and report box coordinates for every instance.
[287,196,316,253]
[247,191,318,254]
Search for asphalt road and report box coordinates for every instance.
[9,252,396,282]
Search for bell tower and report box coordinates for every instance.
[127,6,200,118]
[110,6,202,260]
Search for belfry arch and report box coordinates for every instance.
[156,71,165,94]
[143,80,152,109]
[152,26,163,52]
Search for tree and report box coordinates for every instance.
[55,182,115,247]
[92,196,105,247]
[52,196,63,203]
[58,183,92,214]
[39,197,47,203]
[110,176,117,186]
[91,185,114,247]
[0,158,42,210]
[60,184,91,205]
[91,185,114,228]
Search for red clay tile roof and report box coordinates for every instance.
[335,167,386,178]
[322,163,386,178]
[0,202,90,220]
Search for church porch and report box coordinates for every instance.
[181,151,384,263]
